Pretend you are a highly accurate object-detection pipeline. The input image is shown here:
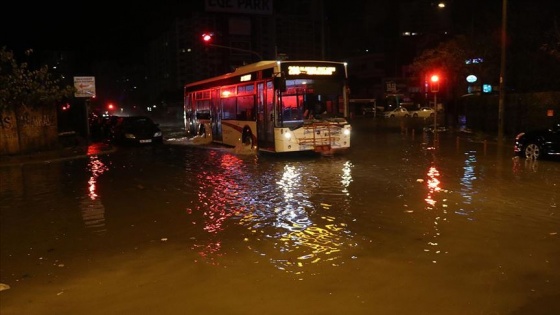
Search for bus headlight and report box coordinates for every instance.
[284,131,292,139]
[343,129,351,136]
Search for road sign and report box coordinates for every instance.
[74,76,96,98]
[386,81,397,93]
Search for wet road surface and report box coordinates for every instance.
[1,119,559,315]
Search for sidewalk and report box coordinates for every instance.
[0,124,185,168]
[0,142,116,167]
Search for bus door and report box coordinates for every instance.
[257,82,265,147]
[257,80,275,148]
[211,89,223,141]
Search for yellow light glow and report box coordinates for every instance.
[288,66,336,75]
[284,131,292,139]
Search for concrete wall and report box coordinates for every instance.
[1,105,59,155]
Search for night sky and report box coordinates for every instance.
[3,1,558,65]
[1,1,390,63]
[1,2,195,62]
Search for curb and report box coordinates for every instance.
[0,143,116,167]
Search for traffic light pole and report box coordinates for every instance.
[433,92,437,142]
[207,43,263,61]
[429,74,440,143]
[85,97,91,144]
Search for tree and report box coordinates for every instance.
[408,35,501,100]
[0,46,75,111]
[540,17,560,61]
[1,47,76,155]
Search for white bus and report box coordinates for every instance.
[183,60,352,154]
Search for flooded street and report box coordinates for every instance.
[1,119,559,315]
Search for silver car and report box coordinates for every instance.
[383,107,410,118]
[411,107,435,118]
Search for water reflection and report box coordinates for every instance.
[424,165,441,207]
[460,151,477,206]
[274,164,314,232]
[189,152,245,263]
[512,155,539,174]
[79,155,109,234]
[421,161,446,263]
[187,152,356,274]
[87,156,109,200]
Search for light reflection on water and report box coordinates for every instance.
[2,126,560,314]
[0,130,560,284]
[460,150,477,207]
[418,150,446,264]
[80,155,109,234]
[185,151,356,273]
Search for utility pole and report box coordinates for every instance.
[320,0,325,60]
[498,0,507,143]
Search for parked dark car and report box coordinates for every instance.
[514,122,560,160]
[362,106,376,117]
[109,116,163,145]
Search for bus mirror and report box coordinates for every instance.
[274,76,286,92]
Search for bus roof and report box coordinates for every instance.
[185,60,279,89]
[184,60,347,89]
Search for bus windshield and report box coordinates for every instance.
[280,78,343,122]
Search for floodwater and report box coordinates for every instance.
[1,119,559,315]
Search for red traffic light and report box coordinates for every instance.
[430,74,440,92]
[202,33,213,43]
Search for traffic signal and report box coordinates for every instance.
[202,33,213,44]
[430,74,440,92]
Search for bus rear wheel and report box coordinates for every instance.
[199,124,206,137]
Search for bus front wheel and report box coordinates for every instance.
[242,128,253,147]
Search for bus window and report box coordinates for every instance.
[196,100,211,119]
[281,95,303,121]
[222,98,236,120]
[237,95,255,120]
